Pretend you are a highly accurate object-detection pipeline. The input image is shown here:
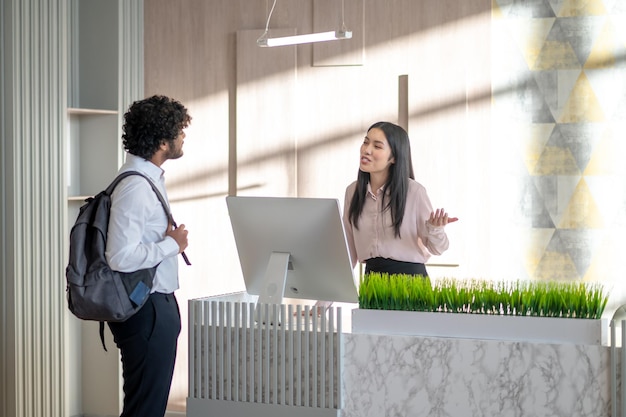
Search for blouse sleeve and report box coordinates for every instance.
[414,185,449,256]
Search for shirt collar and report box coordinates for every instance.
[121,153,165,182]
[366,183,386,200]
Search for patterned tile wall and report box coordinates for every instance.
[492,0,626,282]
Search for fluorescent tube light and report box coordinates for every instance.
[257,30,352,47]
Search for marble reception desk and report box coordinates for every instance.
[188,293,624,417]
[343,329,611,417]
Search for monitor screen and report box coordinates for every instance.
[226,196,358,305]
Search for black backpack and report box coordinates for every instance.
[66,171,182,349]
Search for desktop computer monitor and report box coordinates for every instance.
[226,196,358,306]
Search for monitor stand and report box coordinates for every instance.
[256,251,290,325]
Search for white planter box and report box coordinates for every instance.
[352,308,610,345]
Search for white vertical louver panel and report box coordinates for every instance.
[118,0,144,158]
[2,1,144,416]
[188,299,344,411]
[3,0,67,416]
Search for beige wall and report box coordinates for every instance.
[144,0,491,410]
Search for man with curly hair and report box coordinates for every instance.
[105,95,191,417]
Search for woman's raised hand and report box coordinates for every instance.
[428,208,458,227]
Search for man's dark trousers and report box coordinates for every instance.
[108,292,181,417]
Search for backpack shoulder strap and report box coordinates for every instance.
[99,321,107,351]
[104,170,147,196]
[109,171,173,216]
[107,171,191,266]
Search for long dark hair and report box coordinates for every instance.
[348,121,415,238]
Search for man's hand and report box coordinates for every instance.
[166,222,189,253]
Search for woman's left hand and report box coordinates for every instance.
[428,208,459,227]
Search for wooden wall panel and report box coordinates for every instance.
[143,0,494,410]
[313,0,364,66]
[236,29,298,197]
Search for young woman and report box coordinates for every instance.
[343,121,457,277]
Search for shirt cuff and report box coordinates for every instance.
[425,222,446,234]
[159,236,182,258]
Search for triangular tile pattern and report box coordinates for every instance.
[532,175,570,226]
[583,123,626,175]
[507,18,555,68]
[584,69,626,120]
[533,39,581,70]
[558,178,605,228]
[584,175,626,221]
[492,0,623,282]
[548,123,604,172]
[559,0,608,16]
[532,71,558,119]
[519,123,555,173]
[516,177,557,228]
[492,0,503,18]
[549,229,605,275]
[533,145,580,175]
[584,20,619,68]
[547,0,565,15]
[558,71,606,122]
[496,0,557,18]
[512,77,558,123]
[533,250,580,280]
[556,18,607,65]
[520,228,556,277]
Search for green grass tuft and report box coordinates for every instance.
[357,274,608,319]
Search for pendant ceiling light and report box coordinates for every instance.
[257,0,352,47]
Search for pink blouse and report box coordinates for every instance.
[342,179,449,268]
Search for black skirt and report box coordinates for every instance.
[364,257,428,277]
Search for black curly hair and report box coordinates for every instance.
[122,95,192,159]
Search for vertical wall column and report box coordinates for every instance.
[0,0,68,416]
[398,74,409,131]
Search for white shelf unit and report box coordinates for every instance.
[67,110,120,199]
[66,1,137,416]
[67,0,122,201]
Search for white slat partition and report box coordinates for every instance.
[188,298,344,417]
[0,1,67,416]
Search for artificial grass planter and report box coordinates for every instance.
[358,273,609,319]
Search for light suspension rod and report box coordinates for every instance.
[257,0,352,48]
[257,30,352,47]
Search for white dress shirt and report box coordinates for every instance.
[105,153,180,293]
